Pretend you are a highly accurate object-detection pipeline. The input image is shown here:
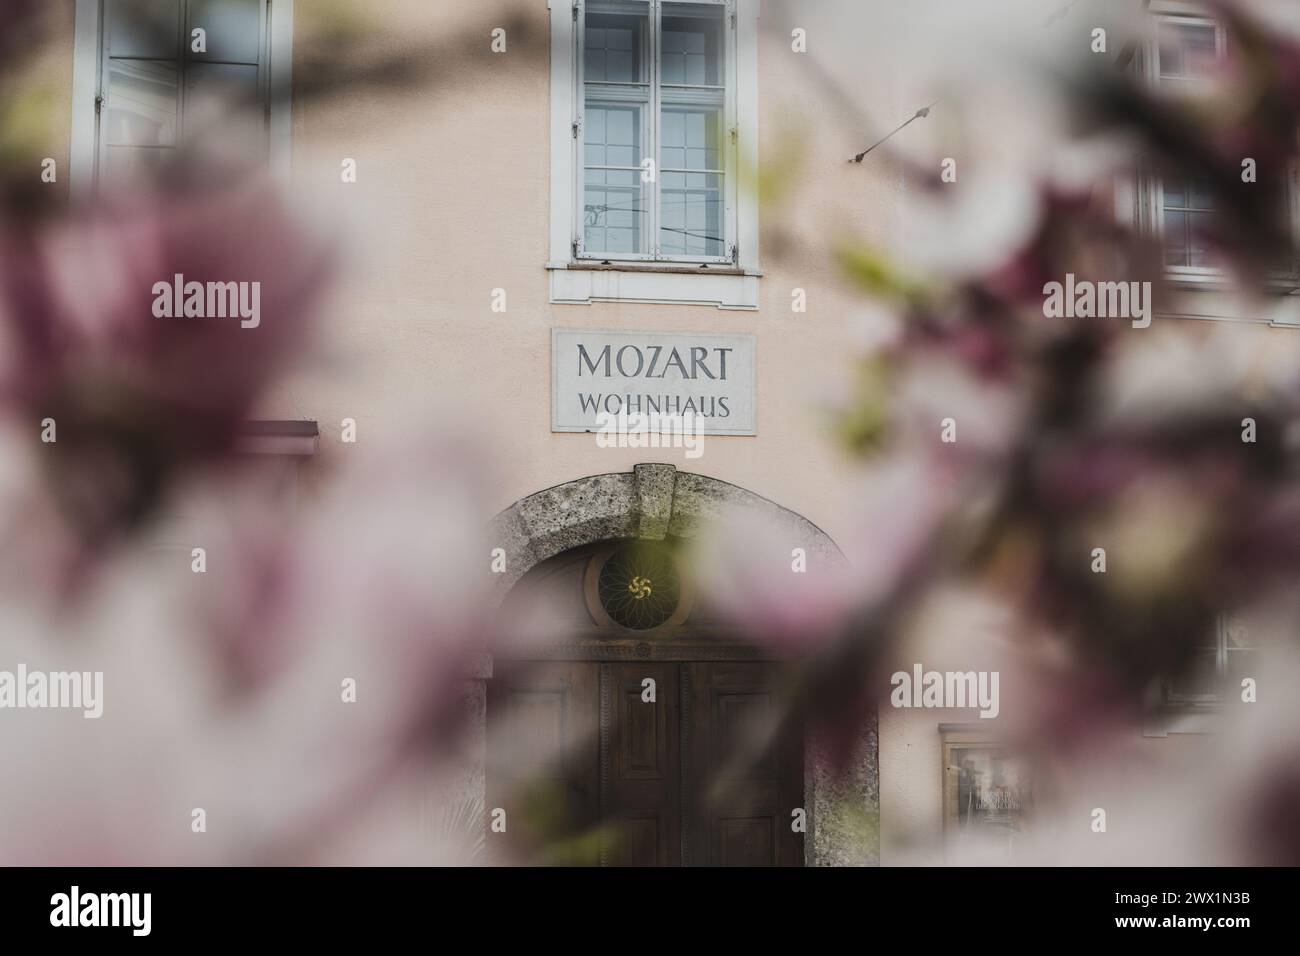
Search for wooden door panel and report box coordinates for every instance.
[685,662,804,866]
[602,663,681,866]
[486,662,600,864]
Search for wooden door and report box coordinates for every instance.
[682,662,805,866]
[487,660,803,866]
[602,663,680,865]
[486,662,600,865]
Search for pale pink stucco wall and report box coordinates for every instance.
[272,0,900,545]
[30,0,1273,864]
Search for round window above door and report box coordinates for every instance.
[584,541,694,631]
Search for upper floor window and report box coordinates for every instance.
[549,1,760,309]
[1147,10,1227,274]
[1153,15,1221,88]
[581,1,730,263]
[71,0,293,197]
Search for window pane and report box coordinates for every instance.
[105,58,179,147]
[188,0,263,65]
[183,61,264,152]
[1161,177,1214,268]
[1168,648,1219,699]
[1189,177,1214,210]
[584,103,642,168]
[661,171,722,257]
[1159,21,1218,79]
[583,106,607,165]
[661,3,723,85]
[1163,209,1187,266]
[583,100,646,255]
[585,4,648,83]
[585,174,644,254]
[660,106,721,171]
[103,145,175,183]
[660,105,723,257]
[107,0,180,59]
[1188,211,1213,267]
[1163,177,1216,211]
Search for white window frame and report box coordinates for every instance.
[69,0,294,203]
[1127,2,1300,293]
[548,0,761,309]
[1141,6,1229,285]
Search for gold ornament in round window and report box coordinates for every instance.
[593,542,685,630]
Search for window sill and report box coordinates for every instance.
[1142,703,1222,737]
[1156,271,1300,326]
[548,261,762,310]
[1164,272,1300,291]
[568,261,748,276]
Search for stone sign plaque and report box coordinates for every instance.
[552,328,757,435]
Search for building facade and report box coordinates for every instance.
[27,0,1293,864]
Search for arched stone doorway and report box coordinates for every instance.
[481,464,879,866]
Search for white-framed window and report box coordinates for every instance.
[549,0,761,310]
[1150,10,1223,91]
[70,0,293,200]
[1143,7,1228,279]
[1135,3,1298,286]
[580,0,731,263]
